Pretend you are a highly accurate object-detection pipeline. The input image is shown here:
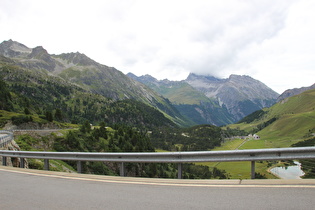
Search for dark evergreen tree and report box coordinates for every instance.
[80,120,91,133]
[24,108,31,115]
[45,111,53,122]
[55,108,63,121]
[0,77,13,110]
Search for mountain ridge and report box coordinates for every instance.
[129,72,279,125]
[4,39,308,127]
[0,39,188,126]
[277,83,315,102]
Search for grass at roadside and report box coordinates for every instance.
[212,139,246,151]
[28,158,75,173]
[195,138,280,179]
[197,161,277,179]
[238,138,302,149]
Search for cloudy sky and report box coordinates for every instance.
[1,0,314,93]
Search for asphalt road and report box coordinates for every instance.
[1,166,315,210]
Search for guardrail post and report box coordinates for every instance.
[120,162,125,177]
[20,158,25,168]
[77,161,82,173]
[2,156,7,166]
[251,161,255,179]
[44,159,50,171]
[178,163,182,179]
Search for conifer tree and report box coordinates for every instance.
[0,78,12,110]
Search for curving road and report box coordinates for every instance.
[0,166,315,210]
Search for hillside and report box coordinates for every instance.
[197,88,315,179]
[277,83,315,102]
[230,88,315,146]
[0,40,188,127]
[0,62,177,130]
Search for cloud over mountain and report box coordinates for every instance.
[1,0,314,93]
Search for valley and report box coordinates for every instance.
[128,73,279,126]
[0,39,314,179]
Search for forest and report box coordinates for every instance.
[15,121,228,179]
[1,73,229,178]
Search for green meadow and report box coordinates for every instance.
[198,89,315,179]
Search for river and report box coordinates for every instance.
[270,161,305,179]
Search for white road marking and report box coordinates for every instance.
[1,167,315,188]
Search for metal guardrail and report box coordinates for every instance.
[1,142,315,179]
[0,131,14,148]
[0,130,60,148]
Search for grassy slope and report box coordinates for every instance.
[61,66,190,127]
[196,139,277,179]
[198,89,315,179]
[159,82,211,105]
[229,89,315,146]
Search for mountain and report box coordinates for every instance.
[128,73,233,126]
[0,40,188,127]
[277,83,315,102]
[0,39,31,58]
[128,73,279,126]
[127,73,209,104]
[0,61,179,129]
[186,73,279,121]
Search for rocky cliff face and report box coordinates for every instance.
[185,73,279,121]
[0,140,27,168]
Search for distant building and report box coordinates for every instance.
[247,134,260,140]
[225,134,260,141]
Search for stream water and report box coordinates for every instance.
[270,161,305,179]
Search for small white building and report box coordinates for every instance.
[248,134,260,140]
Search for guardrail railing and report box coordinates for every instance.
[1,146,315,179]
[0,130,61,148]
[0,131,14,148]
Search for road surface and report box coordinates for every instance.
[0,166,315,210]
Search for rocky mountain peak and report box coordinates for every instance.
[186,73,205,81]
[227,75,259,87]
[0,39,31,58]
[185,73,279,121]
[126,72,138,80]
[130,73,280,125]
[139,74,158,82]
[128,73,176,88]
[56,52,99,66]
[0,40,58,72]
[186,73,198,80]
[228,74,249,81]
[28,46,49,59]
[186,73,226,88]
[24,46,57,72]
